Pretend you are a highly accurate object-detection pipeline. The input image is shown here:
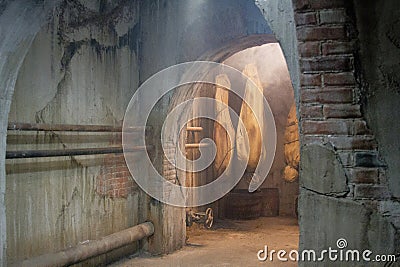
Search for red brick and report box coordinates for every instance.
[323,72,355,86]
[103,174,113,181]
[301,135,324,145]
[354,185,390,200]
[302,120,353,135]
[96,155,133,198]
[301,73,322,86]
[297,26,347,41]
[112,182,125,190]
[112,177,125,184]
[300,105,323,118]
[117,188,131,198]
[111,189,119,197]
[322,42,353,55]
[347,168,379,184]
[301,88,353,104]
[323,104,361,118]
[350,136,378,150]
[300,57,352,72]
[115,154,125,160]
[115,166,129,172]
[354,151,385,167]
[122,181,134,188]
[295,12,317,26]
[104,157,117,165]
[115,171,130,178]
[298,42,321,57]
[294,0,346,11]
[294,0,310,11]
[327,136,377,150]
[319,9,347,25]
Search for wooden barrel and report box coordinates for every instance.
[223,190,264,220]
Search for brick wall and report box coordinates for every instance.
[293,0,390,201]
[96,133,137,198]
[96,154,137,198]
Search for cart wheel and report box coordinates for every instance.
[204,208,214,229]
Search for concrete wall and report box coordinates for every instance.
[352,1,400,262]
[0,2,62,266]
[353,0,400,199]
[255,0,300,103]
[139,0,272,83]
[5,1,143,265]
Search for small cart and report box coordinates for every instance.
[186,208,214,229]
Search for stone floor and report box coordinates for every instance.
[110,217,299,267]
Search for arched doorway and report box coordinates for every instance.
[160,36,300,265]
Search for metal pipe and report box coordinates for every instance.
[185,143,210,149]
[14,222,154,267]
[8,122,150,133]
[6,146,152,159]
[186,127,203,132]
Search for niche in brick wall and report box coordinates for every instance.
[96,154,137,198]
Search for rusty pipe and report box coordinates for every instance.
[6,146,153,159]
[186,127,203,132]
[14,222,154,267]
[185,143,210,149]
[8,122,150,133]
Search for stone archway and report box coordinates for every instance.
[163,34,299,218]
[161,34,282,250]
[0,3,61,265]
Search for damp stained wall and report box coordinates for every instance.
[353,0,400,199]
[5,1,141,265]
[0,2,63,266]
[139,0,272,83]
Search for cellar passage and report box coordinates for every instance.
[1,1,399,266]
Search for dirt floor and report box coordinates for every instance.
[110,217,299,267]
